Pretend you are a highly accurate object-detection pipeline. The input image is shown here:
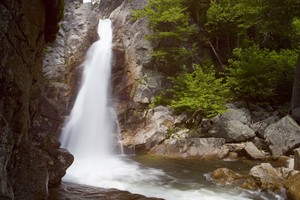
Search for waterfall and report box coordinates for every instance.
[60,19,123,175]
[59,19,252,200]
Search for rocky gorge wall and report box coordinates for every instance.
[45,0,166,151]
[0,1,73,199]
[40,0,300,199]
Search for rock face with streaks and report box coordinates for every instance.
[0,0,73,199]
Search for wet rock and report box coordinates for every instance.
[284,172,300,200]
[211,168,244,185]
[149,138,229,160]
[264,115,300,159]
[48,149,74,186]
[49,182,163,200]
[241,142,266,160]
[241,163,283,192]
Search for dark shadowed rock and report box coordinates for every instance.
[48,149,74,186]
[198,118,213,133]
[49,182,163,200]
[149,138,229,160]
[0,0,66,199]
[264,116,300,159]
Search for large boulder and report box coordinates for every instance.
[241,163,283,192]
[149,138,229,160]
[122,106,174,152]
[209,109,255,142]
[263,116,300,159]
[48,149,74,186]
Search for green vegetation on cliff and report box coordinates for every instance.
[167,65,230,117]
[133,0,300,117]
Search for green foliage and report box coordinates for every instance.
[132,0,195,41]
[227,46,298,102]
[159,65,230,117]
[132,0,196,70]
[134,0,300,115]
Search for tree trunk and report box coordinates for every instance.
[290,53,300,121]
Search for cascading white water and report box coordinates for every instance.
[59,19,254,200]
[60,19,124,179]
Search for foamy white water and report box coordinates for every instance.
[59,19,251,200]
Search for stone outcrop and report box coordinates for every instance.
[97,0,167,145]
[209,108,255,142]
[149,138,229,159]
[43,0,99,119]
[0,0,72,199]
[122,106,174,153]
[264,115,300,159]
[241,163,284,192]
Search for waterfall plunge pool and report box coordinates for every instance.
[58,155,286,200]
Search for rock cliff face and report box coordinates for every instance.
[96,0,167,148]
[0,1,72,199]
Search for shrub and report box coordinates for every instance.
[156,65,230,117]
[227,45,297,102]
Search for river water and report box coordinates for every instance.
[59,19,285,200]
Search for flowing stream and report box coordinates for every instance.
[59,19,281,200]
